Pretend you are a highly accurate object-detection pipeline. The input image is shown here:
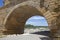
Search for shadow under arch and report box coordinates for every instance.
[3,5,50,35]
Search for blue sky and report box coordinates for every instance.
[26,16,48,26]
[0,0,4,7]
[0,0,48,26]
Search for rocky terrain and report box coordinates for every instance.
[0,28,52,40]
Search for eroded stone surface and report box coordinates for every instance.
[0,0,60,39]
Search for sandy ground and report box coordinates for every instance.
[0,33,51,40]
[0,28,52,40]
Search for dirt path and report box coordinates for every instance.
[0,28,51,40]
[0,33,51,40]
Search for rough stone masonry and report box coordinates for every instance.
[0,0,60,40]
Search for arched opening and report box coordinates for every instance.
[25,16,48,26]
[3,5,51,36]
[24,15,50,36]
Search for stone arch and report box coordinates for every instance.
[3,5,47,34]
[3,3,58,37]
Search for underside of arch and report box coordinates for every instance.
[3,5,44,34]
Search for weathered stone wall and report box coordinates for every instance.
[0,0,60,40]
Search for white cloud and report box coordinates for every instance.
[25,16,48,26]
[26,20,48,26]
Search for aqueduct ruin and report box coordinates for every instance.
[0,0,60,40]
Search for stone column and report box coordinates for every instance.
[49,13,60,40]
[44,11,60,40]
[53,14,60,40]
